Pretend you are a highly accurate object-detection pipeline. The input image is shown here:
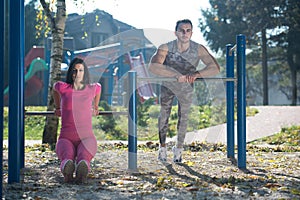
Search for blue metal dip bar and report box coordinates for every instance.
[8,0,25,184]
[128,71,138,172]
[0,0,5,196]
[226,44,235,159]
[236,34,247,169]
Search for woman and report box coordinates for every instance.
[53,57,101,183]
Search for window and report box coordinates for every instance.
[92,33,108,46]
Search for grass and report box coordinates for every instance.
[3,105,299,150]
[250,125,300,146]
[3,104,259,141]
[248,125,300,152]
[3,106,61,140]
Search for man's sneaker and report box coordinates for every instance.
[172,146,183,163]
[158,146,167,162]
[62,159,75,183]
[75,160,89,184]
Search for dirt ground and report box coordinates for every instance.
[2,142,300,200]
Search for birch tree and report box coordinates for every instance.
[39,0,66,146]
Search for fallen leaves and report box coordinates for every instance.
[183,160,195,167]
[264,183,282,189]
[291,188,300,195]
[2,143,300,199]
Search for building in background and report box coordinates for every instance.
[65,9,135,50]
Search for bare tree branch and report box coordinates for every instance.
[39,0,56,30]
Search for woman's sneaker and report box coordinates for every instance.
[75,160,89,184]
[172,146,183,163]
[158,146,167,162]
[62,160,75,183]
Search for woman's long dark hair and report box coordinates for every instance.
[66,57,90,85]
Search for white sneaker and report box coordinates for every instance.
[62,159,75,183]
[158,146,167,162]
[75,160,88,184]
[172,146,183,163]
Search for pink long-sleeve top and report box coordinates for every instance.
[54,81,101,140]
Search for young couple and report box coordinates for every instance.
[54,19,219,183]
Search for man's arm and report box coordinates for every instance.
[186,45,220,83]
[148,44,180,78]
[194,45,220,77]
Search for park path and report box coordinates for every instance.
[171,106,300,145]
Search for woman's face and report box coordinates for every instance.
[72,63,85,83]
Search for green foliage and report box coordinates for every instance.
[246,48,298,103]
[200,0,287,54]
[137,102,258,141]
[137,97,156,127]
[196,102,228,129]
[194,81,211,106]
[200,0,300,105]
[25,0,43,54]
[4,104,258,141]
[94,101,126,140]
[3,107,8,139]
[4,106,50,140]
[197,104,212,128]
[25,108,48,140]
[253,125,300,146]
[3,104,127,140]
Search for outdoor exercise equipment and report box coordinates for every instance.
[1,1,246,189]
[0,0,4,197]
[25,110,128,116]
[226,35,247,169]
[4,0,25,186]
[2,37,247,185]
[125,35,246,171]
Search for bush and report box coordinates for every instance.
[94,101,126,140]
[3,103,258,141]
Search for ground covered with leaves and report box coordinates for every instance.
[2,140,300,200]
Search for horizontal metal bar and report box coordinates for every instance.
[137,77,237,82]
[25,111,128,116]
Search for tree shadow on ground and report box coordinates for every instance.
[164,162,274,196]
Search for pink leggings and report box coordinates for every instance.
[56,136,97,172]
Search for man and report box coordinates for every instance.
[149,19,220,163]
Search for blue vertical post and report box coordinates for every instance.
[20,0,25,169]
[226,44,235,159]
[44,38,51,105]
[236,34,246,169]
[128,71,138,172]
[8,0,25,183]
[0,0,5,196]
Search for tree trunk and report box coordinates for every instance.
[291,68,297,105]
[41,0,66,147]
[261,28,268,105]
[287,52,299,106]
